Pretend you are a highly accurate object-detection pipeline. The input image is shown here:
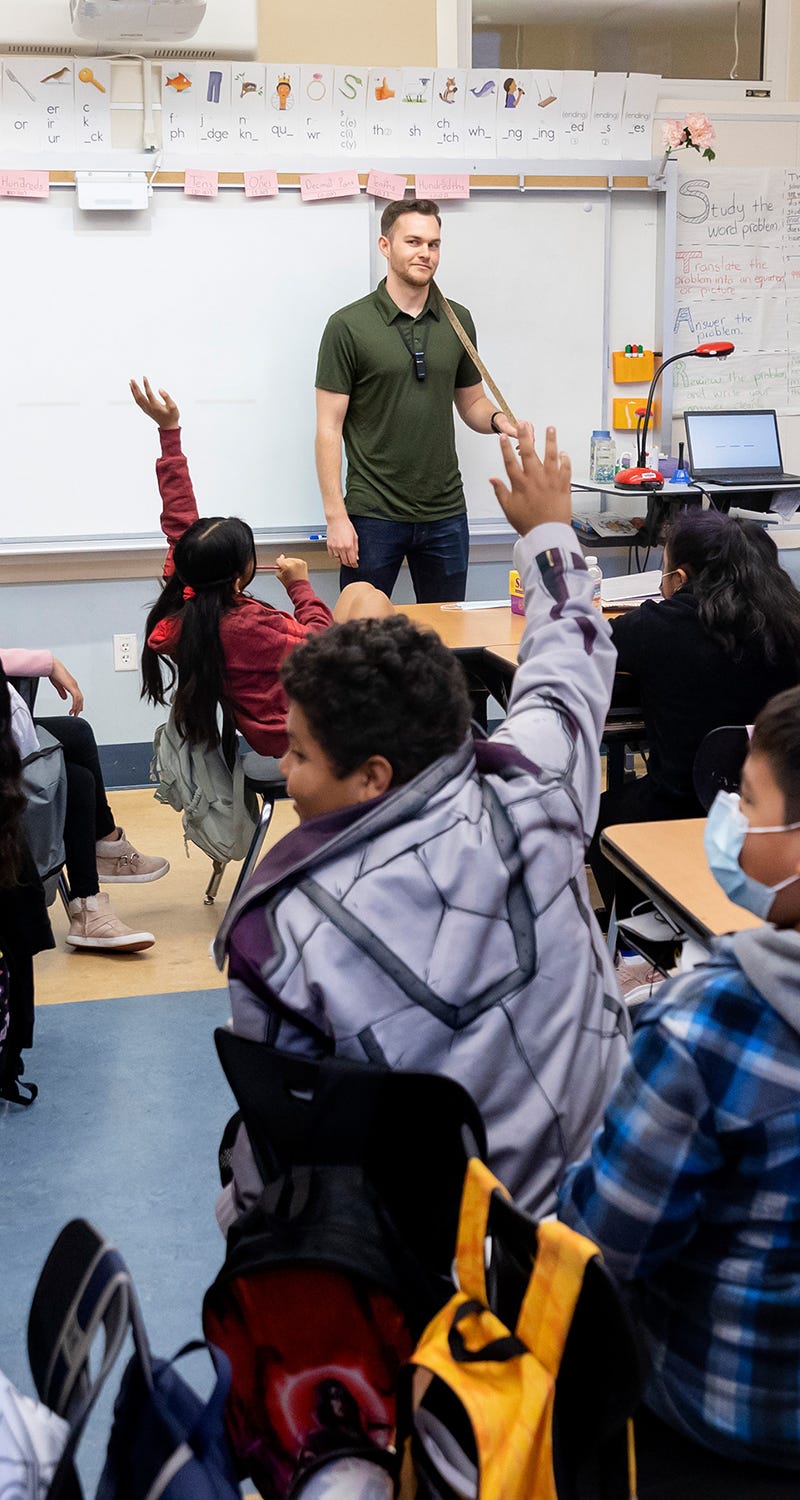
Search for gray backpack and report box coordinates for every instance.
[22,728,67,889]
[152,710,259,864]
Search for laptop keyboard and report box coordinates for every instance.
[701,471,800,487]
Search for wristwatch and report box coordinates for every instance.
[490,411,503,433]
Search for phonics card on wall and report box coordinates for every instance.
[197,63,232,153]
[463,72,499,158]
[299,65,337,154]
[587,72,626,156]
[365,69,402,153]
[527,72,562,159]
[265,63,301,154]
[397,68,434,155]
[496,69,533,159]
[558,71,595,156]
[163,60,199,151]
[432,68,467,155]
[233,63,267,151]
[334,67,368,157]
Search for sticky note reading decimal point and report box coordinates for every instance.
[184,168,219,197]
[244,170,279,198]
[300,171,360,202]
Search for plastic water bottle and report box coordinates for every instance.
[590,431,616,484]
[585,555,603,609]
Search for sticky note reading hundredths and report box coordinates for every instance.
[244,170,279,197]
[415,173,469,200]
[184,169,218,197]
[366,169,408,200]
[300,170,360,201]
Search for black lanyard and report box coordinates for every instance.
[395,314,432,381]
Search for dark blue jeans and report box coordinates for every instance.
[340,513,469,603]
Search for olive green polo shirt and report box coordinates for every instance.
[315,278,482,523]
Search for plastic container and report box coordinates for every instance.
[589,431,616,484]
[509,568,525,615]
[585,555,603,609]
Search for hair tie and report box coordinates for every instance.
[183,585,196,601]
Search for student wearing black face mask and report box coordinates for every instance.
[588,507,800,916]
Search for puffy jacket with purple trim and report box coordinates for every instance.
[215,523,629,1217]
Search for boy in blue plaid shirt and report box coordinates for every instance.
[559,686,800,1489]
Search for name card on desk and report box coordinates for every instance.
[244,169,278,197]
[300,170,360,200]
[0,169,49,198]
[366,168,408,199]
[184,168,218,197]
[415,172,469,199]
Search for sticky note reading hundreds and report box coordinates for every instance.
[366,169,408,200]
[244,170,279,198]
[184,168,219,197]
[300,171,361,201]
[415,173,469,200]
[0,170,49,198]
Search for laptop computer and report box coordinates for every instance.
[683,409,800,487]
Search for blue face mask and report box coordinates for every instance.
[704,790,800,920]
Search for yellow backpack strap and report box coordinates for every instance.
[514,1221,600,1380]
[453,1158,511,1305]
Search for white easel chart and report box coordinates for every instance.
[672,167,800,415]
[0,57,660,163]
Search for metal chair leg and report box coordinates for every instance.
[57,872,71,916]
[204,859,227,905]
[226,796,277,909]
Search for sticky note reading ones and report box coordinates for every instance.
[243,170,279,198]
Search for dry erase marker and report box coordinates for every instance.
[255,565,280,572]
[309,533,327,541]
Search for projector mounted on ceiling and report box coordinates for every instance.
[70,0,207,45]
[0,0,257,57]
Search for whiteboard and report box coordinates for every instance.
[0,188,370,544]
[1,184,608,546]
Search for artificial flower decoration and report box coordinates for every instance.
[662,112,716,161]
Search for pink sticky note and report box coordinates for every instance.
[366,169,408,201]
[415,173,470,201]
[0,170,49,199]
[300,171,361,202]
[243,170,279,198]
[184,169,219,198]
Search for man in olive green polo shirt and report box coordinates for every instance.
[314,198,517,602]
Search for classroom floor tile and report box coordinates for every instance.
[36,787,299,1005]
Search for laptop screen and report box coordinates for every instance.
[684,409,783,477]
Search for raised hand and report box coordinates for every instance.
[490,422,571,536]
[130,376,180,430]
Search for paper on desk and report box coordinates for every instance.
[440,599,511,611]
[770,490,800,520]
[600,569,661,607]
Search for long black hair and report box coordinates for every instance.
[141,514,256,748]
[664,508,800,664]
[0,667,26,889]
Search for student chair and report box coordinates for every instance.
[203,750,288,907]
[693,724,751,811]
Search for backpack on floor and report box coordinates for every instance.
[21,726,66,887]
[408,1158,642,1500]
[26,1218,241,1500]
[152,709,258,865]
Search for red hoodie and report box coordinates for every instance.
[147,428,333,757]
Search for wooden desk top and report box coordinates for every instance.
[602,819,761,940]
[399,602,620,667]
[399,602,526,652]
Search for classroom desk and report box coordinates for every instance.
[601,819,761,944]
[399,603,644,790]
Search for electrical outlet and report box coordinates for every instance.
[113,633,138,672]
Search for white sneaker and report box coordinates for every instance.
[66,893,155,952]
[95,827,169,884]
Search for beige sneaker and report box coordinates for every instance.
[66,893,155,952]
[95,828,170,884]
